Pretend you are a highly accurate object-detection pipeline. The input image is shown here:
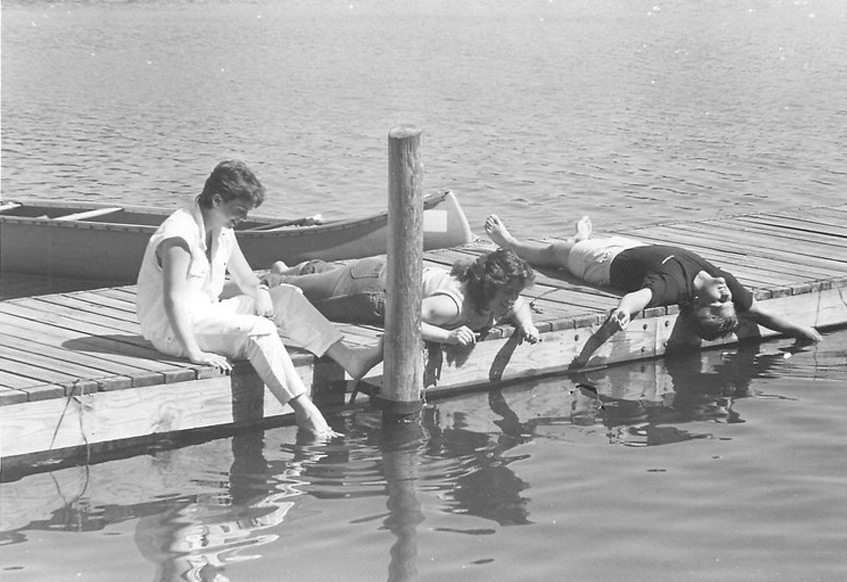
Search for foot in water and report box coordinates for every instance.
[484,214,518,248]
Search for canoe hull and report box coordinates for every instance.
[0,191,473,283]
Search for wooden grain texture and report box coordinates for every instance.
[384,125,424,406]
[0,373,290,458]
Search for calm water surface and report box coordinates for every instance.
[2,0,846,580]
[1,333,846,582]
[2,0,846,236]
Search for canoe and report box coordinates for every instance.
[0,191,474,283]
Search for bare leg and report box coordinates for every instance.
[485,214,592,270]
[326,335,384,380]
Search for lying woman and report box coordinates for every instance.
[484,214,822,343]
[262,248,541,347]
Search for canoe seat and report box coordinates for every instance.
[53,207,123,222]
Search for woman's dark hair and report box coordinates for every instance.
[197,160,265,209]
[678,303,739,341]
[451,248,534,312]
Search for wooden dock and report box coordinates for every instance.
[2,204,846,469]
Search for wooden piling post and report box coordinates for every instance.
[381,125,424,419]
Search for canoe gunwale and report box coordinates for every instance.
[0,190,473,280]
[0,190,457,237]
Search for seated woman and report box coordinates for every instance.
[262,248,541,347]
[483,214,822,343]
[136,160,382,438]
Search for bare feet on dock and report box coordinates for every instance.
[329,335,385,380]
[349,335,384,380]
[574,216,592,242]
[271,260,310,277]
[484,214,517,249]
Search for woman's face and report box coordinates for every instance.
[487,282,523,313]
[696,273,733,316]
[211,195,255,229]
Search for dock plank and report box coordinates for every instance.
[0,330,161,382]
[2,344,133,392]
[33,294,139,325]
[649,222,846,270]
[738,212,847,238]
[0,309,193,381]
[618,226,841,283]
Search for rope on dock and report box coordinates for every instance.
[49,379,92,466]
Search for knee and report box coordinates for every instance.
[247,317,278,338]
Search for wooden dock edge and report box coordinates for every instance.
[2,279,846,473]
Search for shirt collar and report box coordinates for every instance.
[188,200,227,253]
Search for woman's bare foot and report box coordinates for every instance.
[484,214,518,249]
[574,216,593,242]
[327,335,385,380]
[271,260,311,277]
[289,394,340,439]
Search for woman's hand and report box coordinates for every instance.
[520,324,540,344]
[254,287,275,318]
[446,326,477,346]
[188,350,233,374]
[795,326,823,343]
[608,309,630,332]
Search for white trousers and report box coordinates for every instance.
[155,294,304,403]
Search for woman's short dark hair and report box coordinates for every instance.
[451,248,535,312]
[678,303,739,341]
[197,160,265,209]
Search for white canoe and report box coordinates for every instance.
[0,191,473,283]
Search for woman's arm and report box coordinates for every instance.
[502,297,540,343]
[421,295,476,346]
[227,240,274,317]
[744,299,822,342]
[160,240,232,372]
[569,288,653,369]
[610,288,654,331]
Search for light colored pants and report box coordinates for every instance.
[151,287,343,404]
[567,237,646,286]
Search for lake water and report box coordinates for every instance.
[1,0,846,580]
[1,334,846,582]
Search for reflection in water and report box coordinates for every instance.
[1,337,840,581]
[134,431,316,582]
[569,341,808,446]
[415,339,814,535]
[381,420,426,582]
[422,392,538,528]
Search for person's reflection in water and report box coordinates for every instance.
[134,430,320,582]
[422,389,559,528]
[572,341,795,446]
